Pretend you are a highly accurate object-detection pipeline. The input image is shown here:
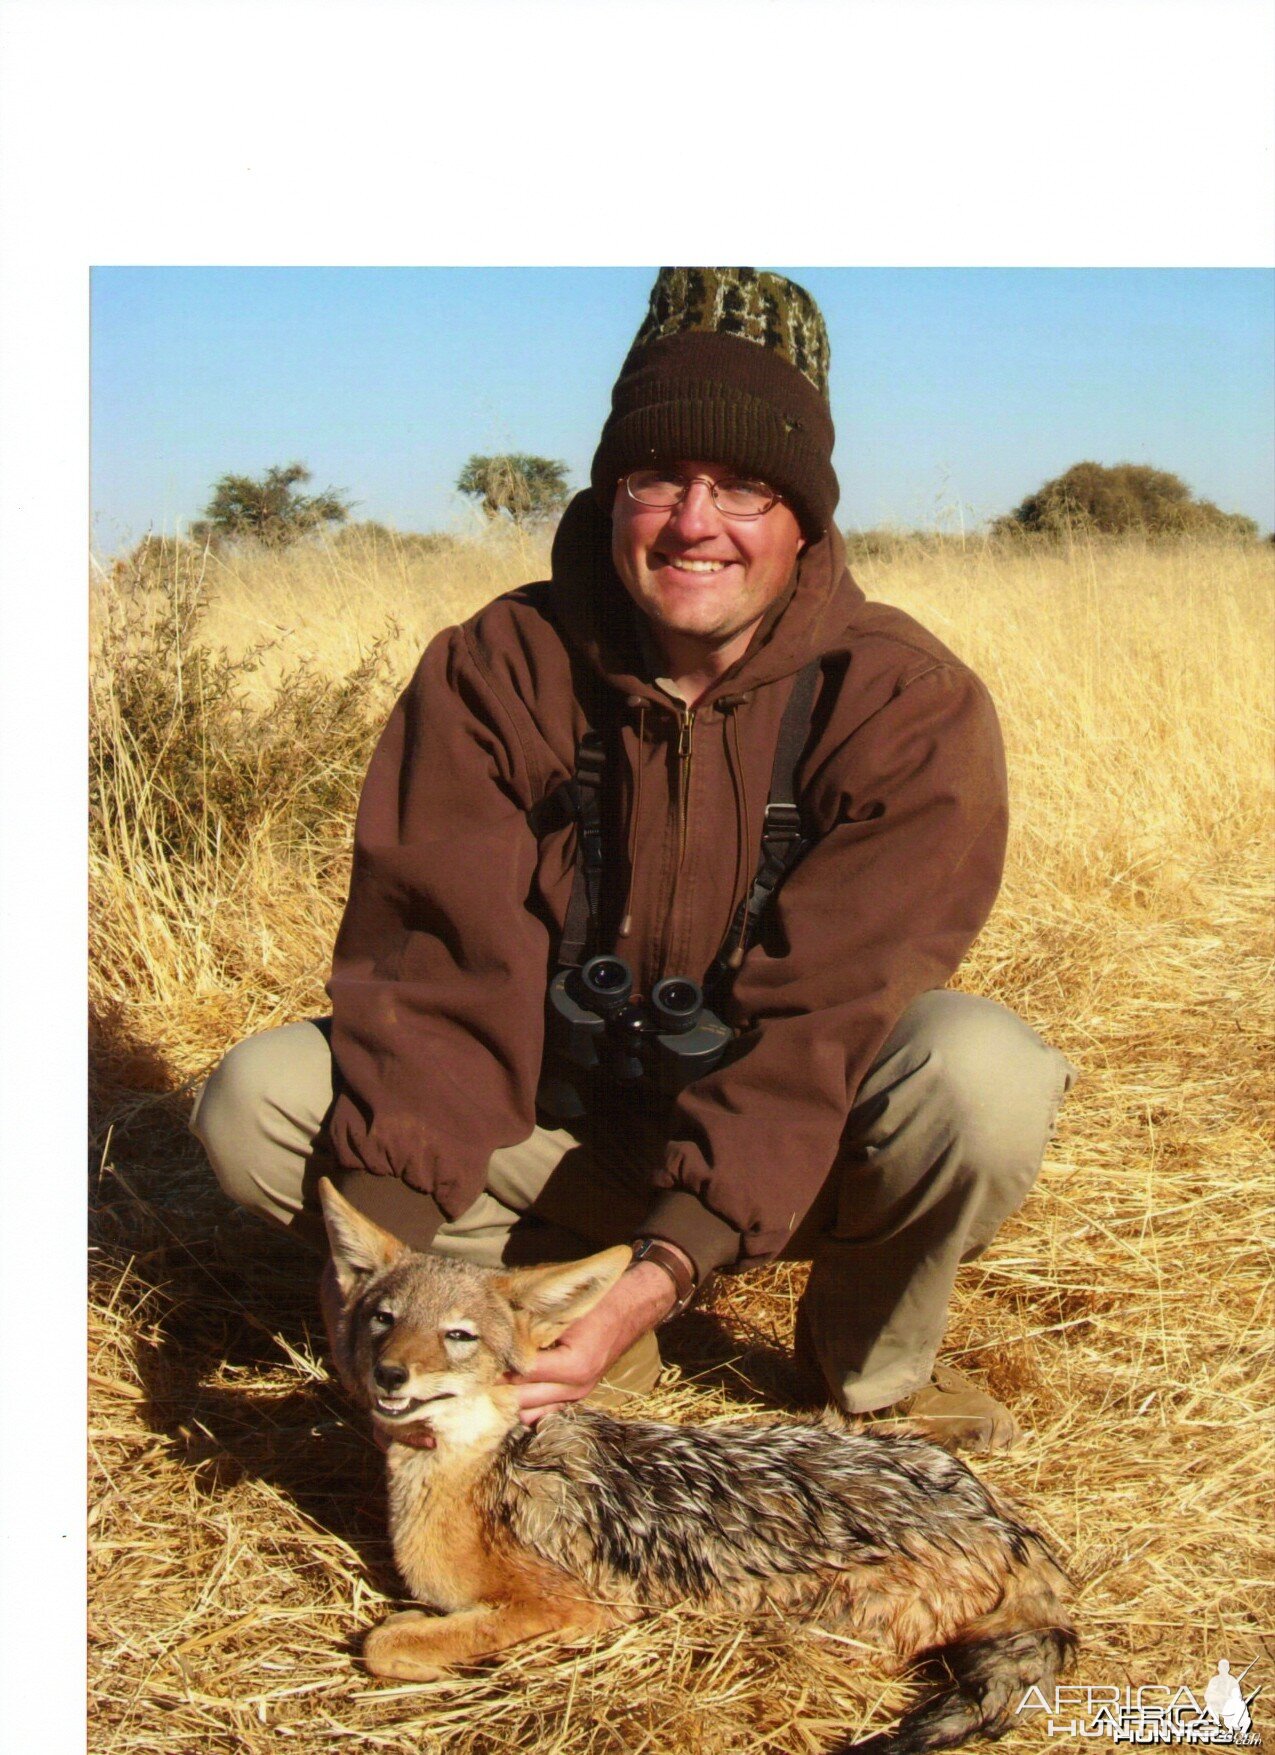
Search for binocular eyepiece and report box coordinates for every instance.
[575,955,633,1017]
[649,976,703,1034]
[577,958,703,1033]
[541,955,733,1118]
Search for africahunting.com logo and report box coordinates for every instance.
[1018,1659,1262,1744]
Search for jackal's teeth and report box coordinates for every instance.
[373,1390,454,1418]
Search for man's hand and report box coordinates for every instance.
[509,1252,689,1423]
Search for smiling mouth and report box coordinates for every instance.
[372,1391,455,1419]
[654,554,733,574]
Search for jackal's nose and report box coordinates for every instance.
[373,1361,409,1394]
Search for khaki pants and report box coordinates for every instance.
[190,992,1074,1413]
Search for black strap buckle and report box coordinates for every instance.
[762,800,802,847]
[575,734,605,786]
[575,734,605,882]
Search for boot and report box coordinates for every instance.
[871,1364,1020,1454]
[793,1305,1018,1454]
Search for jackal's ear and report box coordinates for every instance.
[318,1178,407,1300]
[493,1245,634,1349]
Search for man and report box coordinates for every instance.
[193,268,1074,1453]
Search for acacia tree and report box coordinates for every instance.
[993,462,1258,540]
[457,454,570,526]
[191,462,352,548]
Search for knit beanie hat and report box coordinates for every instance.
[591,267,839,538]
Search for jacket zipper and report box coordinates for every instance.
[675,706,696,874]
[656,704,695,980]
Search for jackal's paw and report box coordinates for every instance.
[363,1611,450,1682]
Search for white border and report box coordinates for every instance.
[2,1,1273,1747]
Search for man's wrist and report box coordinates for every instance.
[629,1237,697,1323]
[621,1258,681,1325]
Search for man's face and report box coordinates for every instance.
[611,461,806,659]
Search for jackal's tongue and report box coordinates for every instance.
[373,1416,437,1452]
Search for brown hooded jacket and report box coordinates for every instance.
[326,492,1008,1278]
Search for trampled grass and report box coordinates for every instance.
[89,527,1274,1752]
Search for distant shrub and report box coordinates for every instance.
[190,462,352,550]
[993,462,1259,541]
[457,454,570,526]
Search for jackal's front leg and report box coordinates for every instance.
[363,1597,617,1681]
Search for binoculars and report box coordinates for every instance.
[540,955,733,1118]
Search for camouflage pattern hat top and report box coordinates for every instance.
[634,267,831,401]
[592,266,839,537]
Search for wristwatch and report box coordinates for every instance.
[629,1237,698,1324]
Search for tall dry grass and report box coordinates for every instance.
[89,527,1273,1753]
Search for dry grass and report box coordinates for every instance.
[89,527,1274,1752]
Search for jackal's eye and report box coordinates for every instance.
[368,1308,395,1333]
[443,1328,478,1344]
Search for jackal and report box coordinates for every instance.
[319,1177,1075,1753]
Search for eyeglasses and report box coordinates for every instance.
[622,469,782,520]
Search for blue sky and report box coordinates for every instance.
[91,267,1275,552]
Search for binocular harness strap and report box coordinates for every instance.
[543,659,823,985]
[556,730,606,968]
[706,657,822,996]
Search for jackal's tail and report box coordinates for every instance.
[844,1622,1077,1754]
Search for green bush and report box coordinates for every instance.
[456,454,570,525]
[190,462,352,550]
[993,462,1259,540]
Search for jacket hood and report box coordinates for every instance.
[548,490,865,702]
